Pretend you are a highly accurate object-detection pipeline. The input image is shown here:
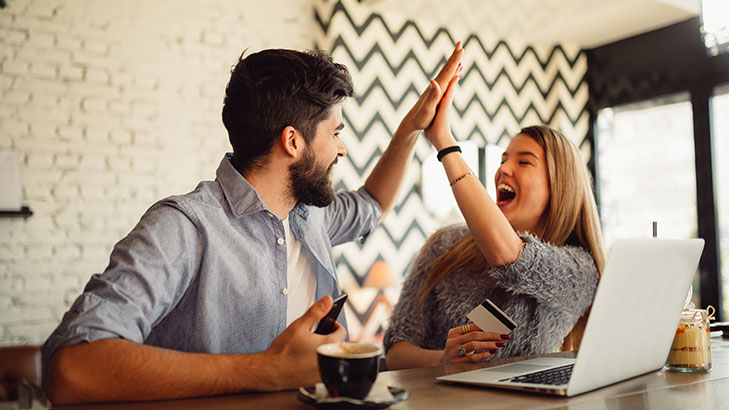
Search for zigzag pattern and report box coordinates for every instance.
[364,0,596,46]
[317,2,585,68]
[314,0,590,342]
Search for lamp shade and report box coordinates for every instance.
[363,261,397,290]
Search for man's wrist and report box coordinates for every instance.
[395,122,421,142]
[231,351,280,392]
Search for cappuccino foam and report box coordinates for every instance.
[317,342,381,358]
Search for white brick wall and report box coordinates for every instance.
[0,0,316,346]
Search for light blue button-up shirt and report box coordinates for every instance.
[42,154,381,364]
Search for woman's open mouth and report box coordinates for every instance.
[497,183,516,206]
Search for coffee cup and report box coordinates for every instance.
[316,342,382,399]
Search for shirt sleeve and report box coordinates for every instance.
[324,186,382,246]
[488,234,599,316]
[42,199,202,365]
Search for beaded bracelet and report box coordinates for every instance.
[449,171,475,187]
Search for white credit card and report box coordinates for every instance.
[466,299,517,334]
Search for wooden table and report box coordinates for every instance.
[51,335,729,410]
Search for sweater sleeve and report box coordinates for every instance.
[383,225,468,352]
[488,234,599,316]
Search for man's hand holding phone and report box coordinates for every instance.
[262,295,347,390]
[314,293,348,335]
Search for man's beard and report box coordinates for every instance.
[289,148,336,207]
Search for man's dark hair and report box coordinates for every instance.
[222,49,354,174]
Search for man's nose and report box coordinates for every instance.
[336,139,346,157]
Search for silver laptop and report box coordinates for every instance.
[437,238,704,397]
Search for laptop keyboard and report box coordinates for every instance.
[499,363,574,385]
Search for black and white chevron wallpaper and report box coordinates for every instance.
[313,0,590,343]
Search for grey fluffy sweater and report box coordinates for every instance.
[383,224,599,360]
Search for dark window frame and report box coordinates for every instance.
[586,17,729,320]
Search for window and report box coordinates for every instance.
[421,141,481,221]
[421,142,503,223]
[587,15,729,319]
[596,94,698,247]
[713,84,729,319]
[701,0,729,56]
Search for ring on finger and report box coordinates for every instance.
[462,324,471,334]
[457,346,466,357]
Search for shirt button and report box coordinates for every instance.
[281,288,288,295]
[277,237,285,245]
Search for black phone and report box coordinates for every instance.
[314,293,348,335]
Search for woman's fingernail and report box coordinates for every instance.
[500,334,511,340]
[496,342,506,347]
[489,349,498,354]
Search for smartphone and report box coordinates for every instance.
[314,293,348,335]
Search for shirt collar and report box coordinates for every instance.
[291,202,309,219]
[216,153,309,221]
[216,153,268,218]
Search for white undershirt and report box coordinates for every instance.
[282,216,317,327]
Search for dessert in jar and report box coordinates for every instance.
[665,306,714,372]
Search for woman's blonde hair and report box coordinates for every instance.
[419,125,605,351]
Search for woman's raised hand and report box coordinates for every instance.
[423,58,461,151]
[441,323,509,365]
[399,42,463,135]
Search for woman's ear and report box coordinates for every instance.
[280,125,303,159]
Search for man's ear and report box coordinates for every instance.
[280,125,304,159]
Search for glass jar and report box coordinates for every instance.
[665,306,714,372]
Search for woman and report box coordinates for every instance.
[384,70,606,370]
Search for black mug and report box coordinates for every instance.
[316,342,382,399]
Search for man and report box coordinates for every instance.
[43,44,463,404]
